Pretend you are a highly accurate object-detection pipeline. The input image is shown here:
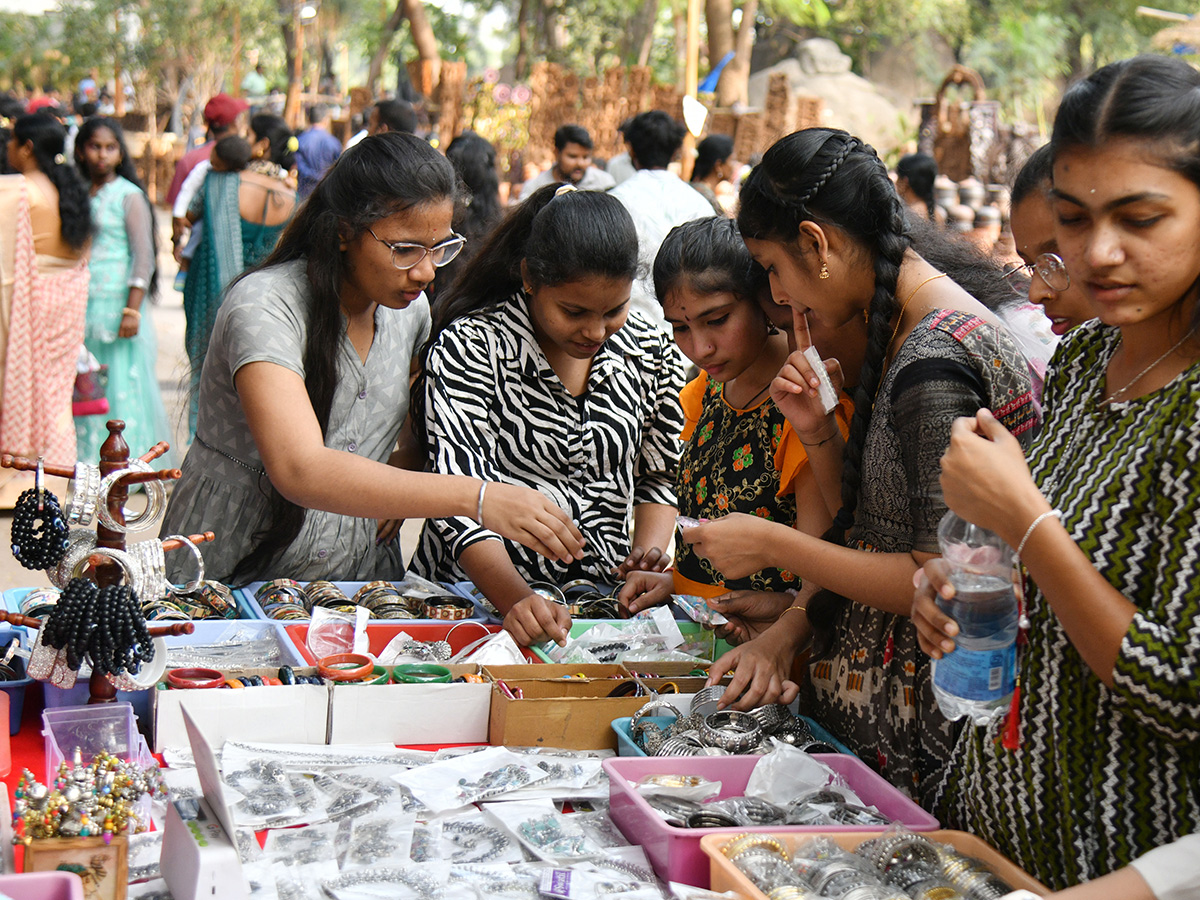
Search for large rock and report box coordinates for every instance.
[748,38,907,153]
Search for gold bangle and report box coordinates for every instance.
[122,307,142,320]
[780,604,807,618]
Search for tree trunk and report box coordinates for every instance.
[624,0,660,67]
[515,0,532,80]
[366,1,405,93]
[279,0,301,127]
[402,0,441,88]
[717,0,756,107]
[672,0,687,90]
[540,0,566,60]
[366,0,440,96]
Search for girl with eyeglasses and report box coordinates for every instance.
[409,184,686,647]
[913,56,1200,887]
[161,134,583,585]
[1008,144,1094,337]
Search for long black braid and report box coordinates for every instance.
[738,128,912,653]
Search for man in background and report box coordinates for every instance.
[520,124,615,198]
[295,102,342,198]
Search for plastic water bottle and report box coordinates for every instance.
[930,510,1019,725]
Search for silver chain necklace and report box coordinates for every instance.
[1099,327,1196,406]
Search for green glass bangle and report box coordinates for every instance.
[392,663,452,684]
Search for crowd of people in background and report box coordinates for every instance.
[0,53,1197,898]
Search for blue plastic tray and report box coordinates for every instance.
[238,580,488,623]
[3,585,260,625]
[612,714,854,757]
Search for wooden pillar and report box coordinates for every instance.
[680,0,700,180]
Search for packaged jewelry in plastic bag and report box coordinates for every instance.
[448,863,541,898]
[223,757,303,827]
[743,739,837,806]
[344,808,417,869]
[569,809,632,849]
[415,811,523,865]
[634,773,722,803]
[535,862,663,900]
[241,860,281,899]
[784,787,890,826]
[321,862,457,900]
[128,830,163,882]
[263,821,339,865]
[392,746,549,813]
[307,605,369,660]
[671,594,728,627]
[485,799,604,863]
[272,859,339,900]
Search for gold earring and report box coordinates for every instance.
[862,309,869,324]
[819,261,830,280]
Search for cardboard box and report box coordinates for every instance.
[328,663,491,744]
[485,664,652,750]
[702,830,1049,896]
[152,667,330,752]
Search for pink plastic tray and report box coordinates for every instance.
[603,753,939,887]
[0,871,84,899]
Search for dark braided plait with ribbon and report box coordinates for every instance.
[737,128,913,653]
[11,486,69,570]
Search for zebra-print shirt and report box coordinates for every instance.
[411,294,686,585]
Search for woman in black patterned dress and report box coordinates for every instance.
[682,128,1036,803]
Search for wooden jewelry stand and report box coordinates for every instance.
[1,420,214,703]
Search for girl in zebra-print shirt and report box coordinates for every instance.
[410,185,687,646]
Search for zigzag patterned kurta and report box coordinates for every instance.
[933,320,1200,889]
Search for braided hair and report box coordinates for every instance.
[737,128,912,650]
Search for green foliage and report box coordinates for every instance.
[963,10,1069,122]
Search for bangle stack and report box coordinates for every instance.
[65,462,101,527]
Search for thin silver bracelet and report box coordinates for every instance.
[1016,508,1063,559]
[475,480,488,528]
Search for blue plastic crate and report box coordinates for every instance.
[3,584,260,627]
[0,627,32,735]
[612,714,854,757]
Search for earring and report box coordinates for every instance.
[766,322,780,336]
[862,309,869,324]
[819,261,830,280]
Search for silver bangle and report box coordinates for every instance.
[1016,508,1063,558]
[65,462,101,527]
[475,480,488,528]
[50,529,97,589]
[162,534,206,593]
[96,460,167,534]
[700,710,763,754]
[129,539,168,604]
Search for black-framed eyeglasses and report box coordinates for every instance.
[368,229,467,270]
[1004,252,1070,293]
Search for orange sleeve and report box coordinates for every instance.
[678,372,709,442]
[774,395,855,498]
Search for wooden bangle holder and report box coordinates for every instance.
[1,420,216,702]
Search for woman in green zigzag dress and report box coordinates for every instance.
[912,55,1200,889]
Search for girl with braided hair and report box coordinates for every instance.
[682,127,1036,803]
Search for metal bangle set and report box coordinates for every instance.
[254,579,467,621]
[65,460,166,534]
[724,831,1014,900]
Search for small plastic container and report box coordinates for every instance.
[0,627,33,736]
[603,753,939,886]
[611,715,853,757]
[0,871,85,899]
[42,702,153,781]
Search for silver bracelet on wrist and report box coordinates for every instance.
[475,480,488,528]
[1016,508,1063,559]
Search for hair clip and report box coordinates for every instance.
[553,183,577,197]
